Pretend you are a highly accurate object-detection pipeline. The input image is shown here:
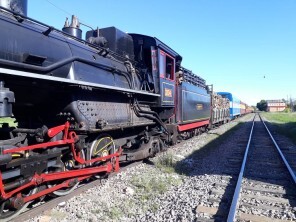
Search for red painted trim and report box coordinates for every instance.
[3,139,75,154]
[0,122,122,203]
[21,164,111,202]
[159,49,175,81]
[40,164,113,182]
[23,175,91,203]
[47,124,66,138]
[160,50,175,60]
[0,160,115,200]
[178,120,209,132]
[4,123,73,154]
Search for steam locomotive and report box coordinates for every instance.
[0,1,251,220]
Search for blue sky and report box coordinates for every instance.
[29,0,296,106]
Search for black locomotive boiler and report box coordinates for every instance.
[0,0,226,220]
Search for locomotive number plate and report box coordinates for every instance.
[164,88,173,97]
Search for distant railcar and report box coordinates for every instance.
[211,92,230,125]
[246,106,254,114]
[240,101,246,115]
[217,92,240,119]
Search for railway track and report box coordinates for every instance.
[227,113,296,221]
[8,114,296,222]
[195,113,296,221]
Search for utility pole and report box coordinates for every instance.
[289,95,293,112]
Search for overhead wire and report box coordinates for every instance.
[44,0,71,16]
[44,0,94,29]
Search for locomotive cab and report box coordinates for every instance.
[158,49,175,107]
[129,34,182,108]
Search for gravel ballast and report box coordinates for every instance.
[26,114,295,221]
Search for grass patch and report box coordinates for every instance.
[150,202,159,213]
[128,171,182,214]
[130,174,170,195]
[262,112,296,123]
[108,207,123,220]
[155,152,176,173]
[154,152,192,175]
[93,206,123,220]
[261,112,296,144]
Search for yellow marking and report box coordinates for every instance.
[69,160,75,167]
[162,82,175,102]
[94,137,114,156]
[196,104,203,110]
[12,153,22,157]
[164,88,173,97]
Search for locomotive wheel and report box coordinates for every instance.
[194,128,200,136]
[89,134,116,178]
[158,138,167,152]
[0,187,37,221]
[48,149,86,196]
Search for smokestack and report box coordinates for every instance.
[0,0,28,16]
[62,15,82,39]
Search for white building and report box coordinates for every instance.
[266,100,286,112]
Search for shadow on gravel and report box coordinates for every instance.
[154,118,296,221]
[150,122,249,221]
[174,122,246,176]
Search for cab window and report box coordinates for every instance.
[159,50,175,81]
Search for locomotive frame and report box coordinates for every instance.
[0,1,252,220]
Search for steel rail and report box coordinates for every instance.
[227,114,256,222]
[260,114,296,184]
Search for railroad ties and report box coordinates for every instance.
[10,113,296,221]
[195,113,296,221]
[227,113,296,221]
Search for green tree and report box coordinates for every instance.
[256,100,267,111]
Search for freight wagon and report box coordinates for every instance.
[217,92,241,119]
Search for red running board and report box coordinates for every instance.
[178,120,209,132]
